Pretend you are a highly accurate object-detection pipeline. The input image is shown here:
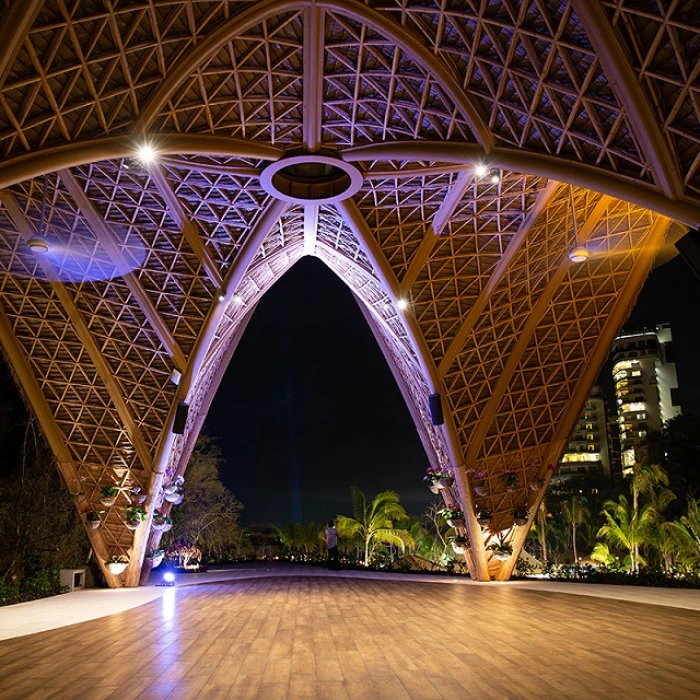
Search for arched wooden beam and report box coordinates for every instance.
[438,181,562,377]
[0,135,283,191]
[399,171,476,292]
[133,0,492,150]
[342,142,700,226]
[570,0,682,199]
[0,1,43,92]
[303,4,325,152]
[147,164,224,289]
[176,198,290,403]
[0,303,121,588]
[462,193,612,473]
[334,198,492,580]
[494,214,672,581]
[138,302,259,586]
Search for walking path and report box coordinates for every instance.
[2,562,700,641]
[2,571,700,699]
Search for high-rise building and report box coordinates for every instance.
[611,323,682,469]
[557,385,611,483]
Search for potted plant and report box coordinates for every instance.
[163,470,184,495]
[476,509,491,526]
[145,548,165,569]
[451,537,469,555]
[500,471,518,493]
[152,509,173,531]
[125,504,146,530]
[529,478,546,492]
[512,508,529,526]
[439,507,465,529]
[106,555,128,575]
[130,485,147,505]
[85,510,104,529]
[488,541,513,562]
[424,465,454,493]
[164,487,184,505]
[472,471,488,497]
[70,479,86,503]
[100,482,119,506]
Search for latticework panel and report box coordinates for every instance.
[0,0,686,584]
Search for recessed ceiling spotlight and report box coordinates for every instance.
[474,164,488,178]
[170,369,182,386]
[27,237,49,254]
[489,168,500,184]
[137,144,157,165]
[218,290,226,302]
[397,298,409,311]
[569,246,590,263]
[233,293,244,305]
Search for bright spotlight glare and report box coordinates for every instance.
[489,169,500,184]
[397,298,409,310]
[163,572,175,583]
[474,164,487,178]
[233,293,244,305]
[138,144,157,164]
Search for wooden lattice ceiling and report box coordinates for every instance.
[0,0,696,584]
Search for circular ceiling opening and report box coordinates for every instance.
[260,153,363,205]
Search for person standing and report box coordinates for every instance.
[325,520,339,570]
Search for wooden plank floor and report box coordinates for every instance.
[0,576,699,699]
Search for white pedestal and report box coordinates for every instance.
[60,568,87,592]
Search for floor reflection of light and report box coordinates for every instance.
[162,587,176,623]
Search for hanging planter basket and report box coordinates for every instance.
[164,491,184,505]
[452,539,468,555]
[438,476,454,489]
[446,517,466,529]
[163,483,178,495]
[101,496,117,507]
[152,520,166,531]
[106,561,128,575]
[88,519,102,530]
[150,554,164,569]
[473,485,487,498]
[476,511,491,527]
[126,518,141,531]
[429,482,441,495]
[491,549,512,562]
[162,521,173,532]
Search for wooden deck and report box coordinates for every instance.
[1,576,699,699]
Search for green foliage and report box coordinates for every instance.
[0,569,66,607]
[336,486,414,566]
[160,433,245,563]
[0,418,90,581]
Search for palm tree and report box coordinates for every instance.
[336,486,414,566]
[597,495,657,573]
[561,495,590,563]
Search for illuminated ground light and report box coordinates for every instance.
[162,571,175,586]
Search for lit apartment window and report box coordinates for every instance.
[585,423,593,430]
[587,445,595,452]
[636,413,646,420]
[586,433,594,441]
[639,430,647,438]
[632,370,641,377]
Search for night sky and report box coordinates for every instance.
[206,257,428,527]
[206,253,700,527]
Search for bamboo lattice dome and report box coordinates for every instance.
[0,0,697,584]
